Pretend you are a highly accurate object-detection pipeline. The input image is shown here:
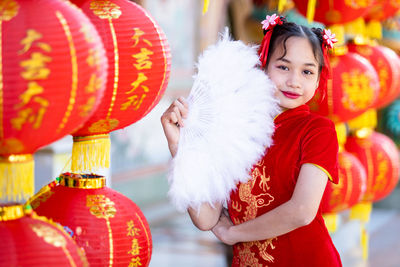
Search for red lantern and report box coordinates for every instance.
[69,0,171,171]
[365,0,400,21]
[0,204,88,266]
[348,43,400,108]
[309,51,380,123]
[345,131,400,202]
[0,0,107,201]
[321,150,367,213]
[293,0,376,25]
[29,173,152,267]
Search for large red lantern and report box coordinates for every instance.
[345,131,400,202]
[309,51,380,123]
[293,0,376,25]
[29,173,152,267]
[69,0,171,172]
[321,150,367,214]
[0,204,88,266]
[0,0,107,201]
[365,0,400,21]
[348,43,400,108]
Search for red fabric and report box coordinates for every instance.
[228,105,341,267]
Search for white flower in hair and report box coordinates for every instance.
[167,28,280,212]
[261,14,280,30]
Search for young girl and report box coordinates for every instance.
[161,15,342,267]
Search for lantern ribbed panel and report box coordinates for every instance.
[30,173,152,267]
[348,44,400,109]
[0,0,107,201]
[309,52,380,123]
[321,150,367,214]
[345,131,400,202]
[293,0,376,25]
[69,0,171,172]
[0,204,88,266]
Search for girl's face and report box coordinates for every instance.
[266,36,320,110]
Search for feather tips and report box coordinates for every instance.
[168,28,280,212]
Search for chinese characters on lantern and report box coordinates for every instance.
[341,70,374,111]
[127,220,142,267]
[121,27,153,111]
[12,29,51,131]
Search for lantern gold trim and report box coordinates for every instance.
[59,173,106,189]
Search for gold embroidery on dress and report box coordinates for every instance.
[236,162,277,265]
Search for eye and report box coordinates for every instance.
[303,70,314,75]
[277,65,288,71]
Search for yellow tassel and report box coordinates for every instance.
[202,0,210,14]
[0,154,34,202]
[278,0,287,13]
[328,25,346,55]
[306,0,316,23]
[361,224,369,261]
[322,213,338,233]
[349,202,372,223]
[335,123,347,149]
[71,134,110,172]
[348,109,377,136]
[366,20,382,40]
[344,17,367,45]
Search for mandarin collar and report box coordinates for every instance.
[274,105,310,124]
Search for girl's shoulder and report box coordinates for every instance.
[306,112,336,130]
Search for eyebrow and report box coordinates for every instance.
[278,58,317,68]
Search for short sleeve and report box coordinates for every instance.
[299,118,339,184]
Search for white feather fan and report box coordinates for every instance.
[168,29,280,212]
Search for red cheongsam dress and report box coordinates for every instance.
[228,105,342,267]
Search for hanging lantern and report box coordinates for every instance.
[292,0,376,25]
[348,43,400,108]
[29,173,152,267]
[321,150,367,214]
[0,204,88,266]
[365,0,400,21]
[0,0,107,201]
[309,51,380,123]
[345,131,400,202]
[69,0,171,172]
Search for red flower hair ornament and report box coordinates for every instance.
[258,14,283,68]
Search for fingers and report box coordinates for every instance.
[161,97,189,128]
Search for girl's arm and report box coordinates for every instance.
[161,97,222,231]
[212,163,328,245]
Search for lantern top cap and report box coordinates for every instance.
[59,173,106,189]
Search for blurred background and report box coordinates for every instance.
[28,0,400,266]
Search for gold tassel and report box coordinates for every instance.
[350,202,372,261]
[366,20,382,40]
[306,0,317,23]
[278,0,287,13]
[322,213,338,233]
[0,154,34,202]
[203,0,210,14]
[361,224,369,261]
[71,134,110,172]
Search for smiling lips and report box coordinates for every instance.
[282,90,301,99]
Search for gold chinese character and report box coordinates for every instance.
[341,70,374,110]
[126,220,141,237]
[86,48,102,68]
[120,94,146,111]
[126,73,148,95]
[128,238,141,256]
[132,48,153,70]
[85,74,103,93]
[132,28,152,47]
[80,23,95,43]
[129,257,142,267]
[86,195,116,219]
[79,96,96,117]
[16,81,43,108]
[11,96,48,130]
[20,52,52,80]
[19,29,51,54]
